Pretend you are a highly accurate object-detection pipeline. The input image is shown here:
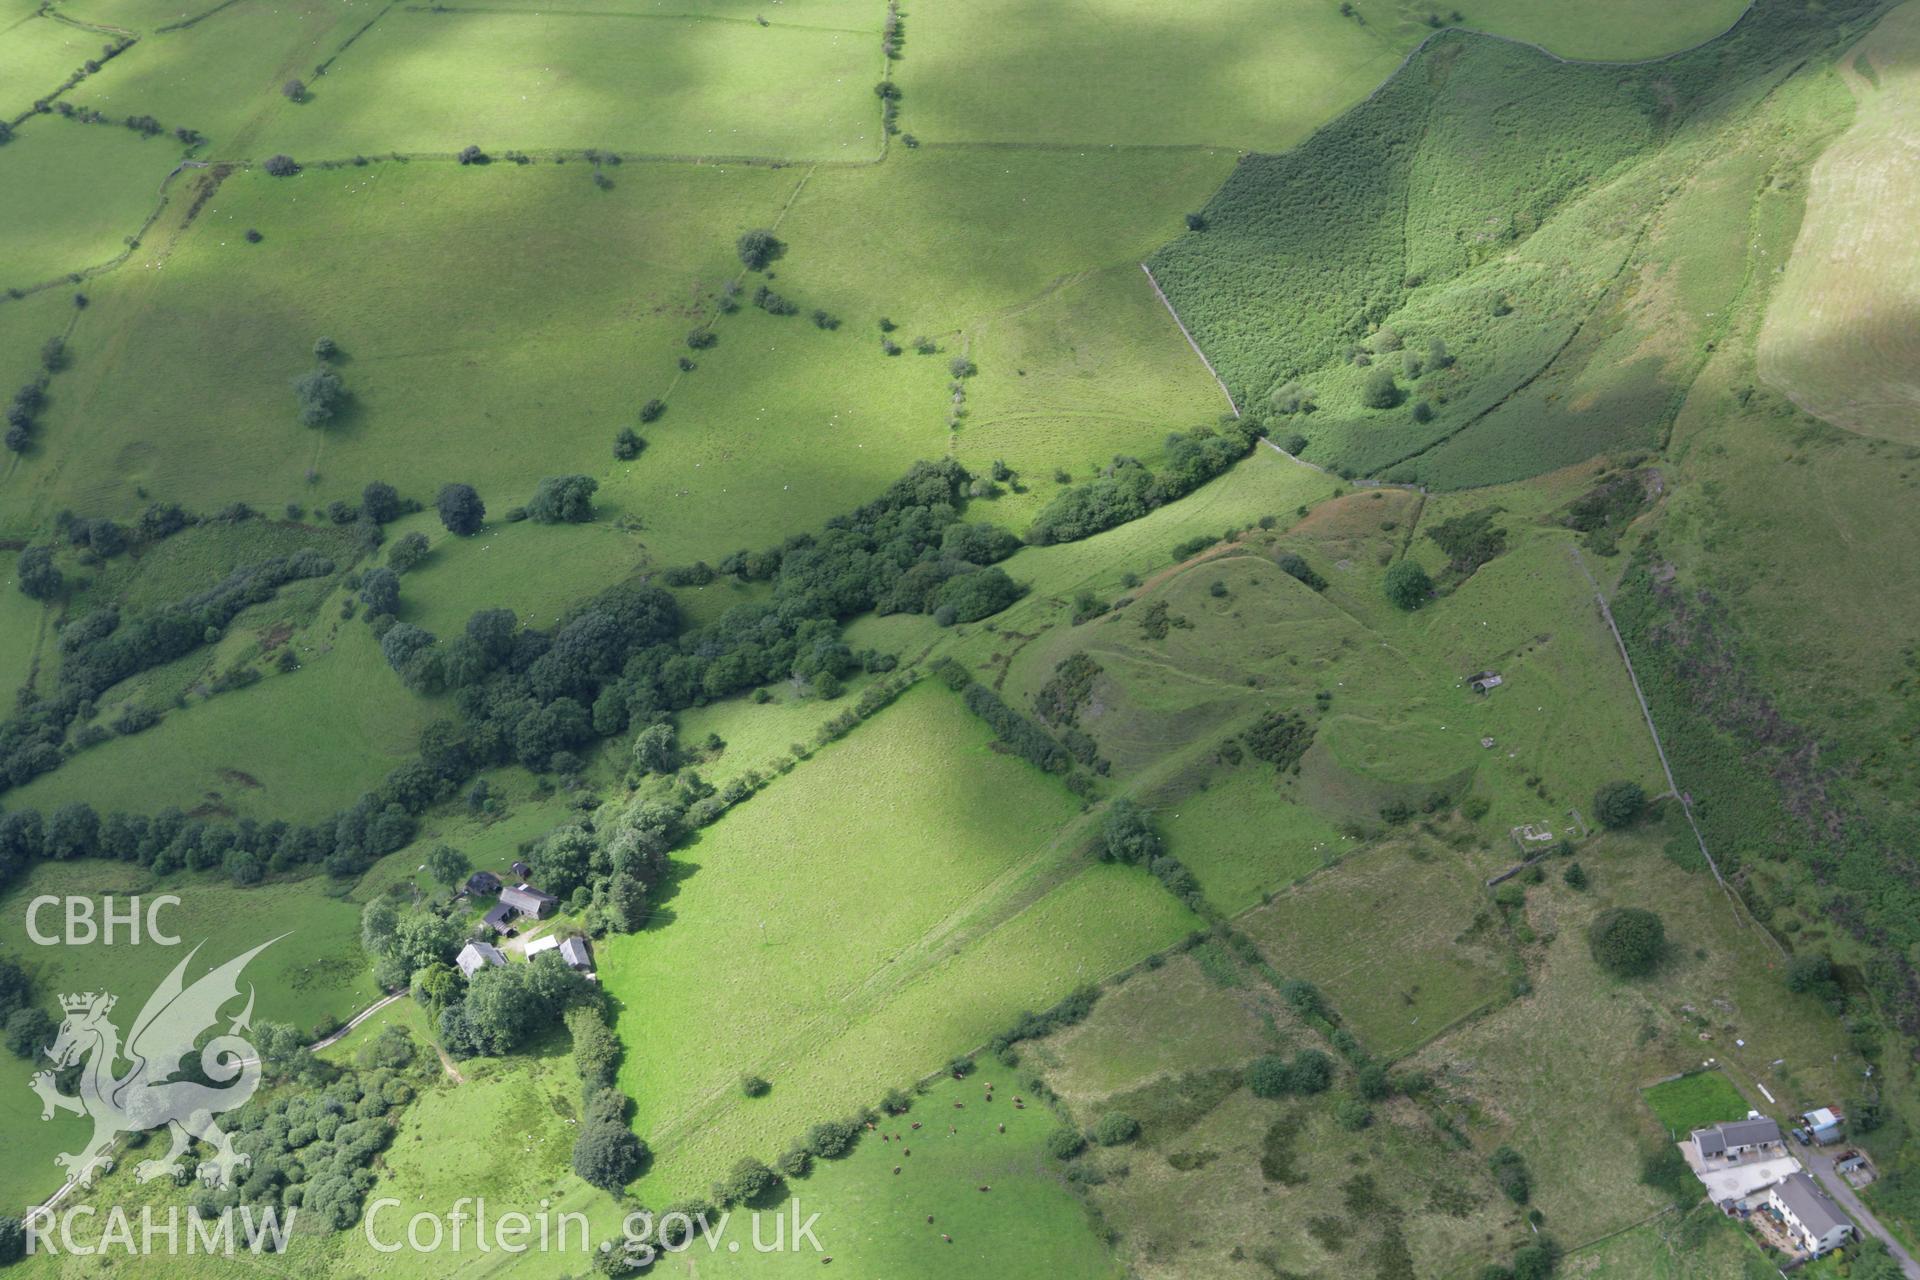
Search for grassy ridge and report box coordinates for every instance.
[1147,0,1883,488]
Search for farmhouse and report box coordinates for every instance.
[456,940,507,979]
[464,870,502,897]
[1767,1171,1853,1255]
[1692,1116,1784,1162]
[499,883,558,919]
[560,937,592,971]
[482,903,518,936]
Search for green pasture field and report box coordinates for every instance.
[771,148,1235,341]
[0,12,111,120]
[1237,832,1512,1058]
[989,443,1337,605]
[62,0,383,150]
[0,858,378,1214]
[392,513,645,638]
[591,294,956,566]
[255,8,882,160]
[1156,769,1346,915]
[7,158,798,528]
[1386,0,1752,61]
[899,0,1405,149]
[1643,1070,1752,1137]
[648,1073,1122,1280]
[1409,828,1860,1248]
[0,116,179,294]
[596,682,1197,1198]
[671,673,880,785]
[0,551,48,697]
[954,263,1236,533]
[10,623,436,821]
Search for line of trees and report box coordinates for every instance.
[1027,421,1260,545]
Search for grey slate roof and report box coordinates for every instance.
[500,883,558,915]
[1773,1171,1851,1240]
[456,940,507,978]
[1692,1116,1782,1157]
[559,937,591,969]
[483,903,517,932]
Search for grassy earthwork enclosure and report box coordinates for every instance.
[0,0,1914,1276]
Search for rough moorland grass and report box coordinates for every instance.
[1412,830,1860,1247]
[257,8,881,160]
[1758,0,1920,444]
[1026,931,1516,1280]
[9,159,797,527]
[978,476,1662,914]
[0,859,377,1212]
[1032,948,1294,1102]
[1237,832,1512,1058]
[1643,1070,1753,1137]
[0,117,180,293]
[900,0,1405,149]
[1567,1207,1774,1278]
[1148,1,1878,487]
[597,683,1197,1198]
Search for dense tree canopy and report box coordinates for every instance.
[1588,907,1664,977]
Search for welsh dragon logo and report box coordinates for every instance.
[29,938,281,1190]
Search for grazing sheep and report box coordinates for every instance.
[893,1166,901,1175]
[998,1123,1005,1133]
[941,1234,952,1243]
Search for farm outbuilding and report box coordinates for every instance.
[500,883,558,918]
[456,940,507,979]
[1801,1107,1844,1144]
[464,870,502,897]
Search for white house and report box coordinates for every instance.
[456,940,507,979]
[1768,1171,1853,1255]
[1691,1115,1784,1162]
